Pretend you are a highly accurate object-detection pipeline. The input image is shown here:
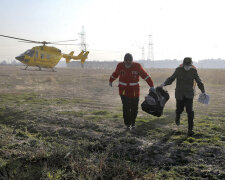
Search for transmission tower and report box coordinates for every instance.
[79,26,87,51]
[141,46,145,60]
[147,34,154,61]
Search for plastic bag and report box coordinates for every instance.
[198,93,210,104]
[141,87,170,117]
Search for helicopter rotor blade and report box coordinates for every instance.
[0,34,40,43]
[51,39,78,43]
[18,41,79,45]
[1,34,77,45]
[17,40,52,45]
[18,40,40,43]
[50,43,80,45]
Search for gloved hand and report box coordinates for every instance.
[202,92,206,97]
[159,83,165,88]
[109,82,112,87]
[149,86,156,93]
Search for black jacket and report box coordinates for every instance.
[164,65,205,100]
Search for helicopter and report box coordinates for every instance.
[0,35,89,71]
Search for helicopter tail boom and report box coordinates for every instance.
[63,51,89,64]
[69,51,74,56]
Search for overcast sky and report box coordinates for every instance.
[1,0,225,62]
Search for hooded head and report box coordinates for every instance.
[183,57,192,71]
[183,57,192,66]
[124,53,133,68]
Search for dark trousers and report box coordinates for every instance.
[120,95,139,126]
[176,97,194,131]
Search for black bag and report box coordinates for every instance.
[141,87,170,117]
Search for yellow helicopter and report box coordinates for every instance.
[0,35,89,71]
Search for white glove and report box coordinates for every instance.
[109,82,112,87]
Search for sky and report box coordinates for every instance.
[0,0,225,62]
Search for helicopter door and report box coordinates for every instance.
[40,53,44,59]
[46,54,51,59]
[34,50,38,61]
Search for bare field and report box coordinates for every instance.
[0,65,224,179]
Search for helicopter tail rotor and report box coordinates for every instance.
[81,51,89,64]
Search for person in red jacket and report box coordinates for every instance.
[109,53,155,130]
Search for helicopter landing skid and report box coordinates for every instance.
[24,65,28,70]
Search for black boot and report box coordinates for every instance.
[175,114,180,126]
[187,111,194,136]
[131,124,136,130]
[126,125,131,131]
[188,130,194,136]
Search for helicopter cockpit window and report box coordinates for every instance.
[24,49,35,57]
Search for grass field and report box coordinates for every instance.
[0,65,224,179]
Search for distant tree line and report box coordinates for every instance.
[1,59,225,69]
[67,59,225,69]
[0,60,21,65]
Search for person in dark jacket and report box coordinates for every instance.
[160,57,205,136]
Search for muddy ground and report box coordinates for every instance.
[0,65,224,179]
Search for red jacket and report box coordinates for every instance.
[109,62,154,98]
